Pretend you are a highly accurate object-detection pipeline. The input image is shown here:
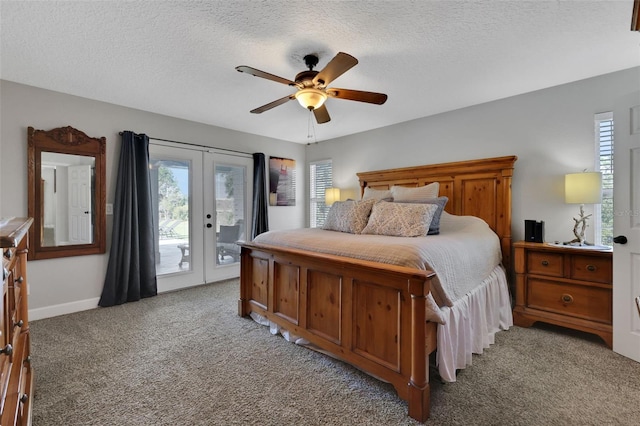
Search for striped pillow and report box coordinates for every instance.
[362,187,392,201]
[391,182,439,202]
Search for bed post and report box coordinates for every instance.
[407,278,430,422]
[500,165,514,271]
[238,246,250,316]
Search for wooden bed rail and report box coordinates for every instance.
[238,242,436,422]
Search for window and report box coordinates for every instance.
[309,159,333,228]
[595,112,614,246]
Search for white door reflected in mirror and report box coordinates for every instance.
[41,152,95,247]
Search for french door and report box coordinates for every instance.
[149,142,252,292]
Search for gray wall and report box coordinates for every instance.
[2,67,637,319]
[306,67,639,245]
[0,80,306,316]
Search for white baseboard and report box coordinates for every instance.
[28,278,238,321]
[29,297,100,321]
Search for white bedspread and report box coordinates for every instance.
[253,212,502,320]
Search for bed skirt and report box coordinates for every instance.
[436,265,513,382]
[249,264,512,384]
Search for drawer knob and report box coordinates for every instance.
[0,344,12,356]
[14,275,23,284]
[13,319,23,328]
[3,249,11,260]
[586,265,597,272]
[19,394,28,404]
[541,260,549,266]
[24,355,31,365]
[561,294,574,304]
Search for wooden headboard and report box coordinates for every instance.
[357,155,517,268]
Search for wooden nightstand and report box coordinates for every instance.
[513,241,612,348]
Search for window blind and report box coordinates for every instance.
[309,160,333,228]
[595,112,614,245]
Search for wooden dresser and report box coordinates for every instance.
[513,241,613,348]
[1,217,33,426]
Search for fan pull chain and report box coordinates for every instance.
[307,110,318,144]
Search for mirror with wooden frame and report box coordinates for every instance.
[27,126,106,260]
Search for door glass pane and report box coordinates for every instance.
[215,164,245,266]
[150,158,190,275]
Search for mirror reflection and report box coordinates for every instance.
[41,152,95,247]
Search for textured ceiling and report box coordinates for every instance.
[2,1,639,144]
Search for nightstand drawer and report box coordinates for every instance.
[527,278,612,323]
[527,251,564,277]
[570,255,612,284]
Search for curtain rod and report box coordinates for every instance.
[118,132,253,156]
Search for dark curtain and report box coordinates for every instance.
[251,153,269,239]
[99,131,157,307]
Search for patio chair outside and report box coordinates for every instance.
[217,224,240,264]
[160,220,181,238]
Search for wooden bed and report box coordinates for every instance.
[238,155,517,422]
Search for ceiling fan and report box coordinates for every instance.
[236,52,388,124]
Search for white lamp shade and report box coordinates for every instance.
[565,172,602,204]
[325,187,340,206]
[295,88,327,110]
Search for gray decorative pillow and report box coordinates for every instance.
[396,196,449,235]
[322,199,376,234]
[361,201,438,237]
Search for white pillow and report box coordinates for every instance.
[322,199,376,234]
[391,182,439,202]
[361,201,438,237]
[362,187,392,201]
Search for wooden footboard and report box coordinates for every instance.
[238,242,437,422]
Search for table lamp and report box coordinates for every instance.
[564,171,602,246]
[325,187,341,206]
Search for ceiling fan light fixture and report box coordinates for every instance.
[295,88,327,110]
[237,51,385,124]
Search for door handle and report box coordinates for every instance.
[613,235,628,244]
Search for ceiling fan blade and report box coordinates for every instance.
[327,88,388,105]
[236,66,297,86]
[250,95,295,114]
[313,52,358,87]
[313,104,331,124]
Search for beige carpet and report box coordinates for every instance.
[30,279,640,425]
